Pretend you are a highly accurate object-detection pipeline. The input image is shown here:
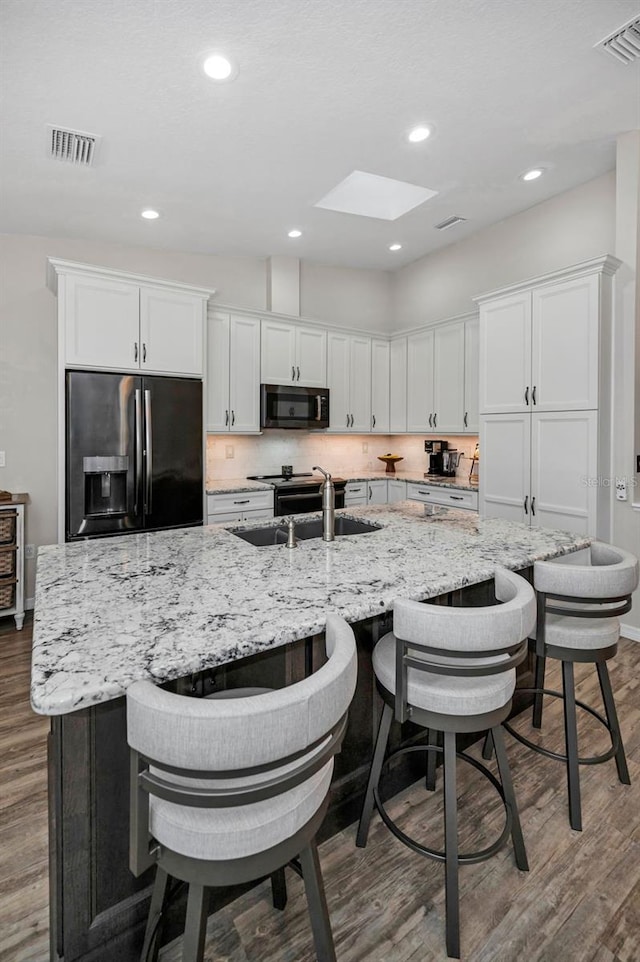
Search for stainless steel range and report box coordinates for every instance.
[246,472,346,516]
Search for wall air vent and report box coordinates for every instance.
[595,16,640,64]
[47,125,101,165]
[434,215,467,231]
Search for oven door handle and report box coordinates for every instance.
[278,492,322,502]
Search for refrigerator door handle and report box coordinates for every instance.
[135,389,143,515]
[144,389,153,515]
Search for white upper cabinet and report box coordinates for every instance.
[407,329,434,432]
[139,287,204,376]
[327,333,371,432]
[207,312,260,433]
[389,337,407,432]
[63,274,141,370]
[463,317,479,433]
[433,321,465,433]
[479,272,601,415]
[479,292,532,414]
[50,260,211,377]
[370,339,390,433]
[531,275,599,411]
[261,319,326,387]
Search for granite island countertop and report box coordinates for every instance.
[31,502,588,716]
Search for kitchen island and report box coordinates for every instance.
[32,503,588,961]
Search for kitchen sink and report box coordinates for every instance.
[229,517,382,546]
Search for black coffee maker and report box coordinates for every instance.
[425,439,448,476]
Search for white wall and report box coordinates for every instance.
[301,261,393,332]
[0,232,393,601]
[392,172,616,329]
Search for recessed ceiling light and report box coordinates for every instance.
[288,229,302,238]
[141,209,160,220]
[203,53,236,81]
[521,168,544,182]
[408,125,431,143]
[388,243,402,251]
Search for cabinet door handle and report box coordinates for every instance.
[292,366,296,381]
[372,414,376,428]
[532,385,537,405]
[368,485,372,500]
[297,366,300,381]
[428,413,433,428]
[433,412,437,427]
[524,495,528,514]
[225,409,229,426]
[450,495,464,501]
[531,496,536,516]
[464,412,468,428]
[350,414,354,427]
[524,386,529,406]
[346,414,350,428]
[231,410,235,426]
[134,342,138,363]
[142,343,147,363]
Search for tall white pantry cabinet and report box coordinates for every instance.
[476,255,620,540]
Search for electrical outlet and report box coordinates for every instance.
[615,479,627,502]
[362,442,368,453]
[0,451,5,468]
[25,544,36,560]
[225,445,234,459]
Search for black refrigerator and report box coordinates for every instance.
[66,370,203,541]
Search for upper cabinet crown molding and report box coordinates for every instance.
[47,257,216,299]
[472,254,621,305]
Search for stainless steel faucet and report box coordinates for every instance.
[312,465,335,542]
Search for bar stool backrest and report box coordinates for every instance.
[392,568,536,722]
[534,542,638,617]
[127,614,357,873]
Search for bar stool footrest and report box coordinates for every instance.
[373,743,513,866]
[505,687,619,765]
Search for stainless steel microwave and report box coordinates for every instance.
[260,384,330,429]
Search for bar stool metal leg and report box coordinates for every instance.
[356,702,393,847]
[596,662,631,785]
[271,867,288,911]
[481,729,493,760]
[300,841,337,962]
[182,883,208,962]
[491,726,529,871]
[562,661,582,832]
[532,654,546,729]
[426,727,439,791]
[443,730,460,959]
[140,867,169,962]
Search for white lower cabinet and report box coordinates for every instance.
[407,482,478,511]
[344,481,368,505]
[367,480,388,504]
[207,490,274,524]
[387,479,407,503]
[480,411,598,535]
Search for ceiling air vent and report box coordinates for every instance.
[435,215,467,231]
[47,125,101,166]
[595,16,640,64]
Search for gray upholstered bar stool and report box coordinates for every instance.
[502,542,638,832]
[356,568,536,959]
[127,614,357,962]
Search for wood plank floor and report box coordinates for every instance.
[2,616,639,962]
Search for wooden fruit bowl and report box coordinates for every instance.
[377,455,404,474]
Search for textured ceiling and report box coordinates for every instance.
[1,0,638,270]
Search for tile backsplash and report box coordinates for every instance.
[206,433,478,485]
